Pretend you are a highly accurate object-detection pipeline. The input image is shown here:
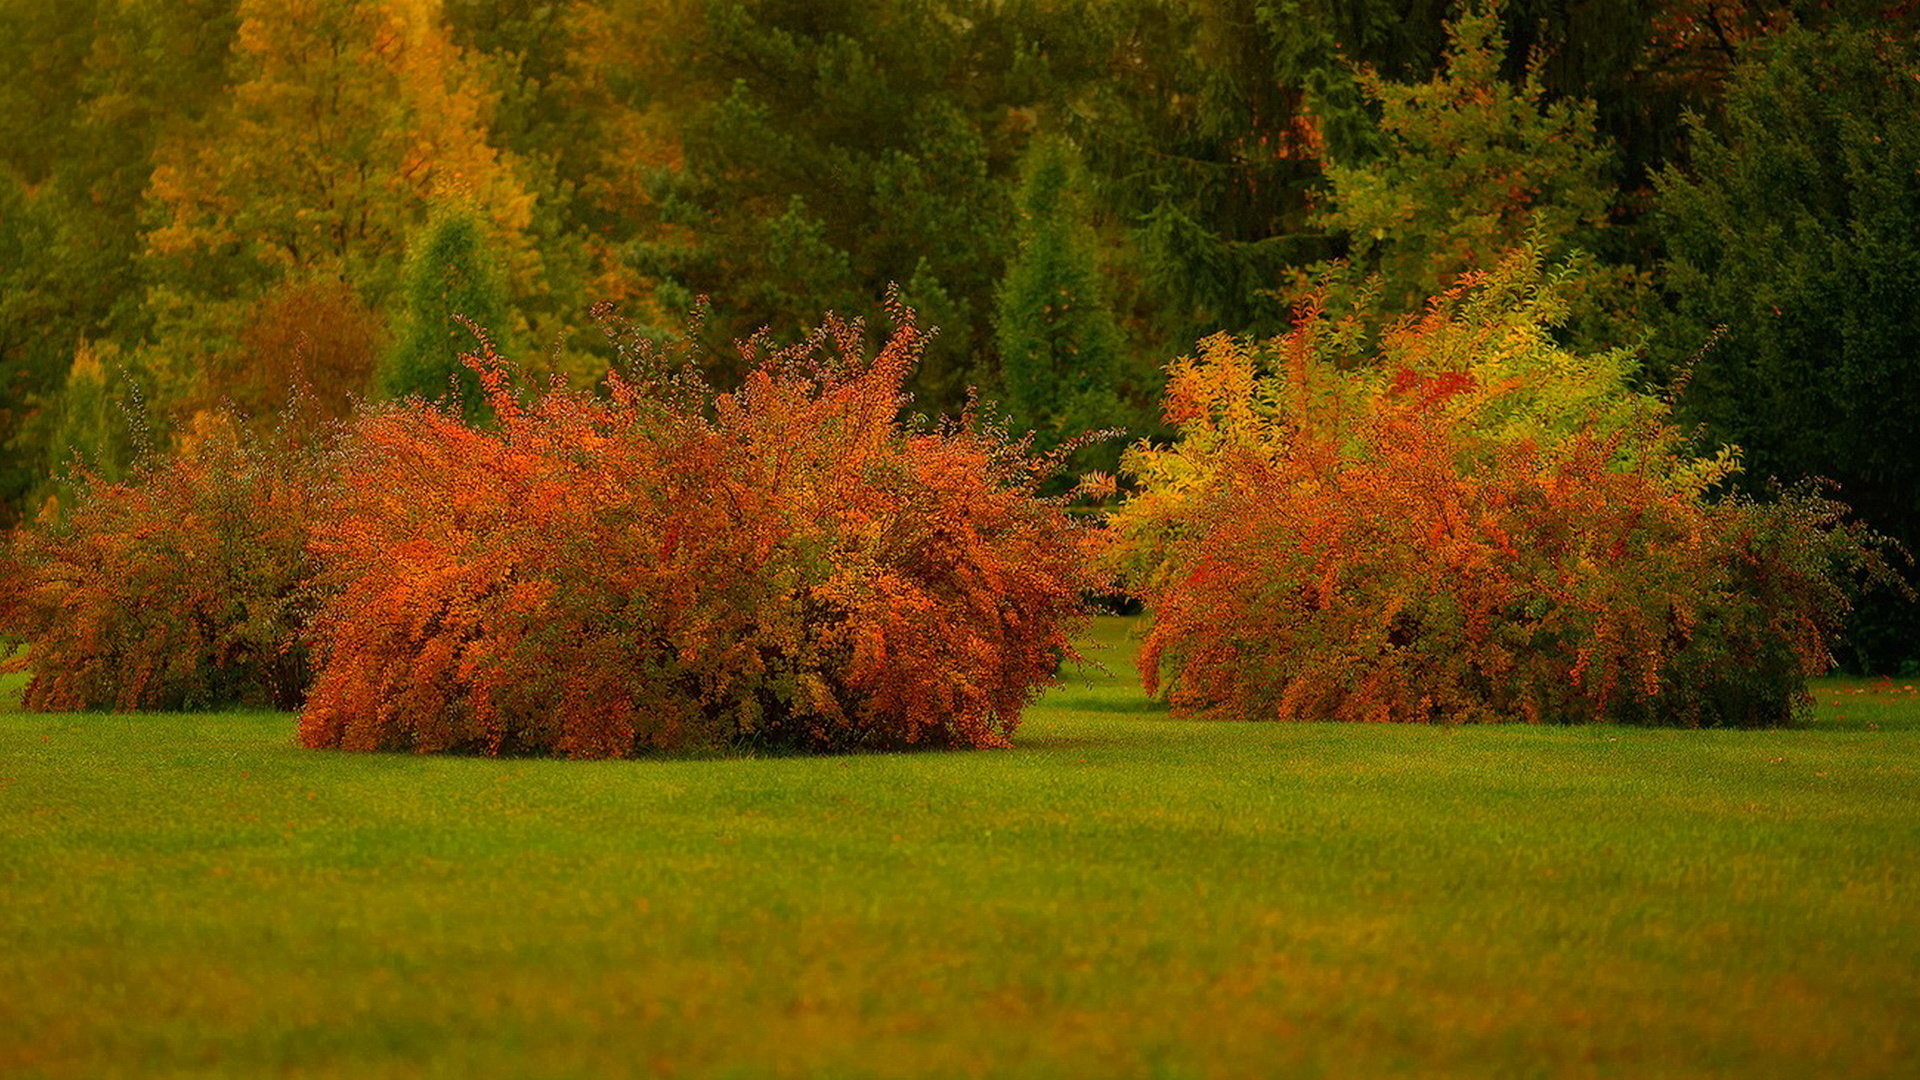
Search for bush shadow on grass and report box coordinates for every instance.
[1042,693,1170,717]
[1013,731,1145,752]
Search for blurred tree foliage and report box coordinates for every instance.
[995,135,1125,466]
[379,202,519,424]
[1654,22,1920,670]
[0,0,1914,661]
[140,0,543,420]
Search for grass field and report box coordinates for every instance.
[2,618,1917,1078]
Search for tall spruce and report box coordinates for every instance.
[994,135,1123,465]
[378,205,516,424]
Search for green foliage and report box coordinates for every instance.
[0,175,72,516]
[1069,0,1331,343]
[633,0,1025,401]
[1312,3,1625,323]
[378,205,519,425]
[439,0,641,384]
[39,342,152,506]
[0,0,242,519]
[898,256,971,406]
[1654,24,1920,670]
[1109,251,1890,726]
[994,135,1125,464]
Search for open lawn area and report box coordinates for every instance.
[2,618,1917,1078]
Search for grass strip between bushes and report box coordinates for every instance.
[1,618,1917,1078]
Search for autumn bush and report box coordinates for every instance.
[297,309,1100,757]
[1109,251,1891,727]
[0,411,330,711]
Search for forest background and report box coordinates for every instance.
[2,0,1916,670]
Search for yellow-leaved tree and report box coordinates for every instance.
[140,0,541,429]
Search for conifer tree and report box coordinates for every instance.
[1312,3,1619,318]
[378,204,516,424]
[1654,24,1920,670]
[994,135,1124,461]
[635,0,1021,400]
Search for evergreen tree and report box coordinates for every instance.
[378,204,517,424]
[37,341,153,515]
[632,0,1027,401]
[1654,24,1920,670]
[995,135,1124,464]
[898,256,971,408]
[1313,4,1620,317]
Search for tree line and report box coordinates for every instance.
[1,0,1916,665]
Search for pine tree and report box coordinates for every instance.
[378,203,517,424]
[994,135,1124,460]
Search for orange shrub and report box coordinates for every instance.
[1110,253,1890,726]
[0,413,330,711]
[297,311,1099,756]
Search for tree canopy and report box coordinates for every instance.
[1,0,1915,664]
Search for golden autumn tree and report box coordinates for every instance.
[446,0,696,315]
[141,0,541,426]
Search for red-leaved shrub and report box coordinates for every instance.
[1109,252,1892,726]
[297,310,1099,756]
[0,412,330,711]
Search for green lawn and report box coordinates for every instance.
[2,619,1917,1078]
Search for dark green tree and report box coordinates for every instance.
[0,175,70,515]
[1065,0,1342,346]
[378,205,519,425]
[631,0,1033,403]
[1654,24,1920,670]
[995,135,1124,464]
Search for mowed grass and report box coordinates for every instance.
[2,621,1917,1079]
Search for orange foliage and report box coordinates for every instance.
[1112,258,1888,727]
[228,276,385,426]
[0,414,330,711]
[298,307,1098,756]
